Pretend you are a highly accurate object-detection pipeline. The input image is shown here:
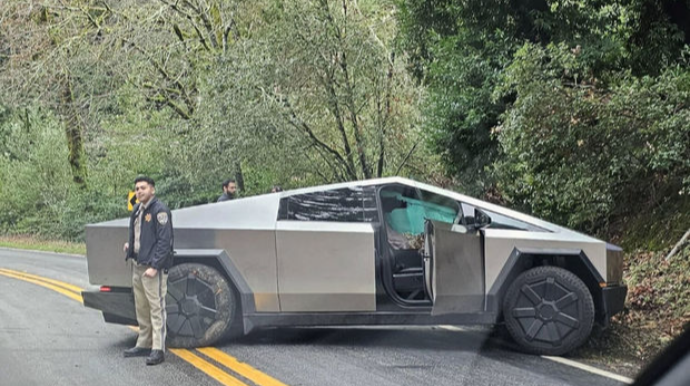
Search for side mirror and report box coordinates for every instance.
[474,208,492,229]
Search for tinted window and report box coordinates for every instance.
[278,186,378,223]
[481,208,545,232]
[381,186,459,235]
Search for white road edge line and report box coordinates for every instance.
[438,326,634,384]
[541,355,634,385]
[438,325,466,332]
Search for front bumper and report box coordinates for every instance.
[599,284,627,326]
[82,288,137,326]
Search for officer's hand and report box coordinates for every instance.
[123,242,129,252]
[144,267,158,278]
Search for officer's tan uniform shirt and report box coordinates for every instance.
[133,200,150,255]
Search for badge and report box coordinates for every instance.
[157,212,168,225]
[145,213,152,222]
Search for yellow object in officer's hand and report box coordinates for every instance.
[127,191,138,211]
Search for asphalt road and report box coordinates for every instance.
[0,248,632,386]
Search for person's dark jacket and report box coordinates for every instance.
[126,197,174,270]
[217,192,233,202]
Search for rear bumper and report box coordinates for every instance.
[599,284,627,326]
[82,288,137,326]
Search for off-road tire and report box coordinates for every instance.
[502,266,595,356]
[165,263,237,348]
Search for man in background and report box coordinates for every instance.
[217,179,237,202]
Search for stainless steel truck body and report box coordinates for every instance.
[83,177,627,355]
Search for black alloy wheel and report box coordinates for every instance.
[503,266,595,356]
[165,263,236,348]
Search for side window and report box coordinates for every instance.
[462,204,546,232]
[278,186,379,223]
[416,189,461,228]
[381,186,459,235]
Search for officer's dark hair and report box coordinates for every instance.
[134,176,155,187]
[222,179,236,189]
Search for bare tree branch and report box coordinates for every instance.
[395,142,419,176]
[196,2,219,49]
[321,68,357,177]
[377,51,395,177]
[122,37,195,118]
[158,0,212,51]
[320,0,370,178]
[266,88,357,180]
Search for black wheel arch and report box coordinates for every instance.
[172,249,255,333]
[487,248,607,326]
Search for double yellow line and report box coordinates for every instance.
[0,268,289,386]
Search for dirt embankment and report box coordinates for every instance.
[577,245,690,377]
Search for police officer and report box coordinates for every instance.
[122,176,174,366]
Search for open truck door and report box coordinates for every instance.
[423,220,485,315]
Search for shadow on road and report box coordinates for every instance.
[216,326,626,386]
[228,326,494,353]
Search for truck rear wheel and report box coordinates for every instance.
[165,263,236,348]
[502,266,594,356]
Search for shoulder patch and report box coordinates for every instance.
[157,212,169,225]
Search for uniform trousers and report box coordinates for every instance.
[132,262,168,351]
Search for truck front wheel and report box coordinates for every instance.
[165,263,237,348]
[502,266,595,356]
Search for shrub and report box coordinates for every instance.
[494,44,690,235]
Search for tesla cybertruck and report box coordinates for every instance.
[82,177,626,355]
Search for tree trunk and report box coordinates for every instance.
[234,161,245,192]
[62,73,88,189]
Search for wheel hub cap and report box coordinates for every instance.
[511,277,581,346]
[165,273,219,339]
[181,297,200,316]
[537,302,557,320]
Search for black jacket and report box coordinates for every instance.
[126,197,174,270]
[217,192,233,202]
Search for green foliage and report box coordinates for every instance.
[0,109,67,231]
[399,0,690,243]
[1,0,438,240]
[1,0,689,251]
[421,30,511,194]
[622,197,690,251]
[190,0,435,185]
[0,107,129,240]
[494,43,690,234]
[0,90,170,240]
[0,235,86,255]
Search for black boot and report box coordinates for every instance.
[146,350,165,366]
[123,347,151,358]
